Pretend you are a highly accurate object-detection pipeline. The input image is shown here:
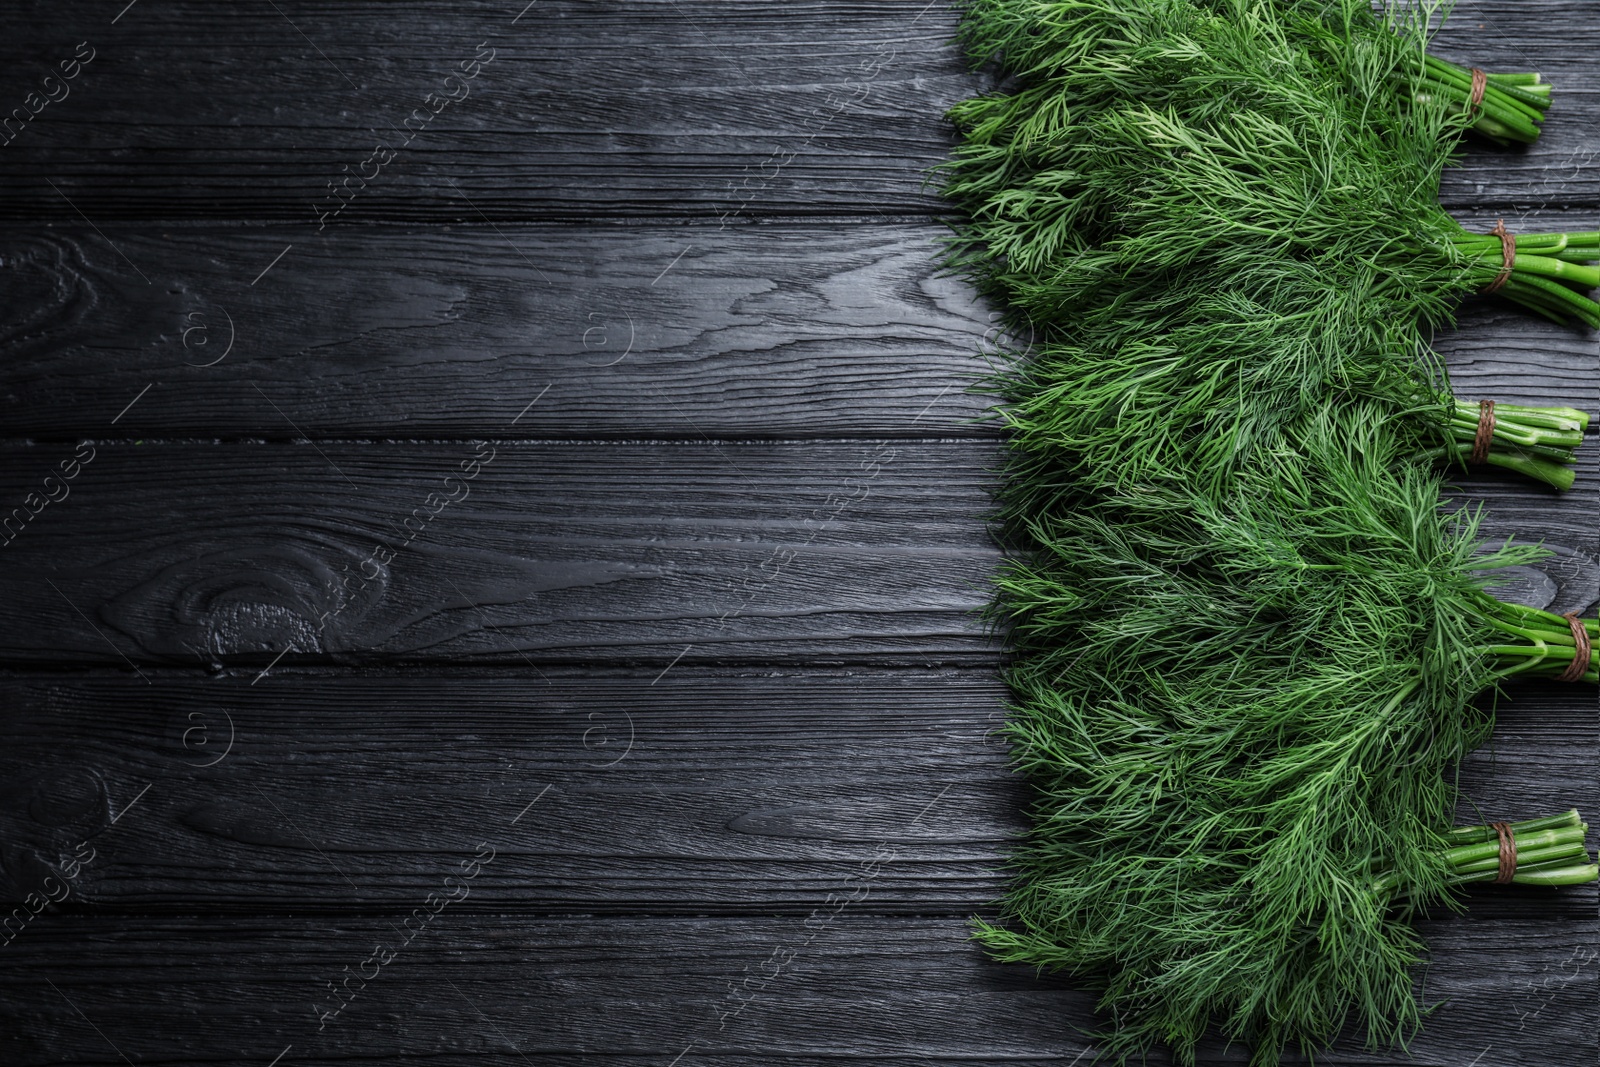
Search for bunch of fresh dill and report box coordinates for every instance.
[943,0,1596,492]
[939,0,1600,1063]
[1234,0,1555,145]
[982,412,1594,1062]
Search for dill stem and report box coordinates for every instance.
[1446,413,1584,449]
[1373,814,1598,895]
[1442,825,1588,869]
[1479,403,1589,432]
[1484,71,1544,90]
[1470,114,1522,145]
[1475,594,1598,680]
[1466,451,1576,491]
[1481,617,1574,646]
[1420,55,1550,120]
[1451,843,1589,878]
[1499,278,1580,326]
[1512,255,1600,289]
[1416,78,1542,138]
[1446,224,1600,325]
[1507,276,1600,328]
[1438,399,1589,487]
[1442,810,1581,846]
[1500,864,1600,887]
[1481,598,1599,638]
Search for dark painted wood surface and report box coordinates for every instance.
[0,1,1594,220]
[0,223,998,439]
[0,915,1592,1066]
[0,670,1588,915]
[0,221,1595,439]
[0,667,1592,1063]
[0,441,1592,668]
[0,0,1595,1065]
[0,440,1002,667]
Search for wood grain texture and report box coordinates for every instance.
[0,912,1594,1067]
[0,0,1593,224]
[0,669,1589,920]
[0,668,1019,911]
[0,218,1593,439]
[0,440,1592,669]
[0,0,980,222]
[0,440,1003,668]
[0,223,998,439]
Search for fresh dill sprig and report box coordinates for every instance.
[940,0,1596,490]
[980,411,1596,1064]
[938,0,1600,1061]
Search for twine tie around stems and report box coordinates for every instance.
[1469,399,1496,464]
[1490,822,1517,883]
[1468,67,1489,111]
[1559,613,1592,683]
[1483,219,1516,294]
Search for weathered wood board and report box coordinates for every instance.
[0,440,1591,668]
[0,915,1592,1066]
[0,1,1593,222]
[0,221,1593,439]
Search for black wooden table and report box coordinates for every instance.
[0,3,1594,1064]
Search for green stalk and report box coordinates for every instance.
[1478,403,1591,432]
[1499,277,1586,327]
[1422,58,1551,116]
[1418,54,1552,144]
[1442,825,1587,869]
[1474,594,1599,684]
[1485,71,1545,89]
[1470,114,1520,144]
[1437,399,1590,490]
[1446,409,1586,448]
[1502,254,1600,289]
[1450,225,1600,327]
[1503,864,1600,887]
[1450,842,1589,879]
[1416,78,1542,141]
[1373,813,1600,896]
[1443,810,1581,846]
[1439,446,1573,491]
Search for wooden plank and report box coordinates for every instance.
[0,440,1591,669]
[0,668,1018,911]
[1435,303,1599,422]
[0,440,1002,668]
[0,669,1589,914]
[0,223,997,439]
[0,0,980,222]
[0,0,1592,224]
[0,912,1592,1066]
[0,218,1593,439]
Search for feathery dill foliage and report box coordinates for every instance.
[981,414,1596,1064]
[1229,0,1555,146]
[938,0,1600,1063]
[941,0,1595,494]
